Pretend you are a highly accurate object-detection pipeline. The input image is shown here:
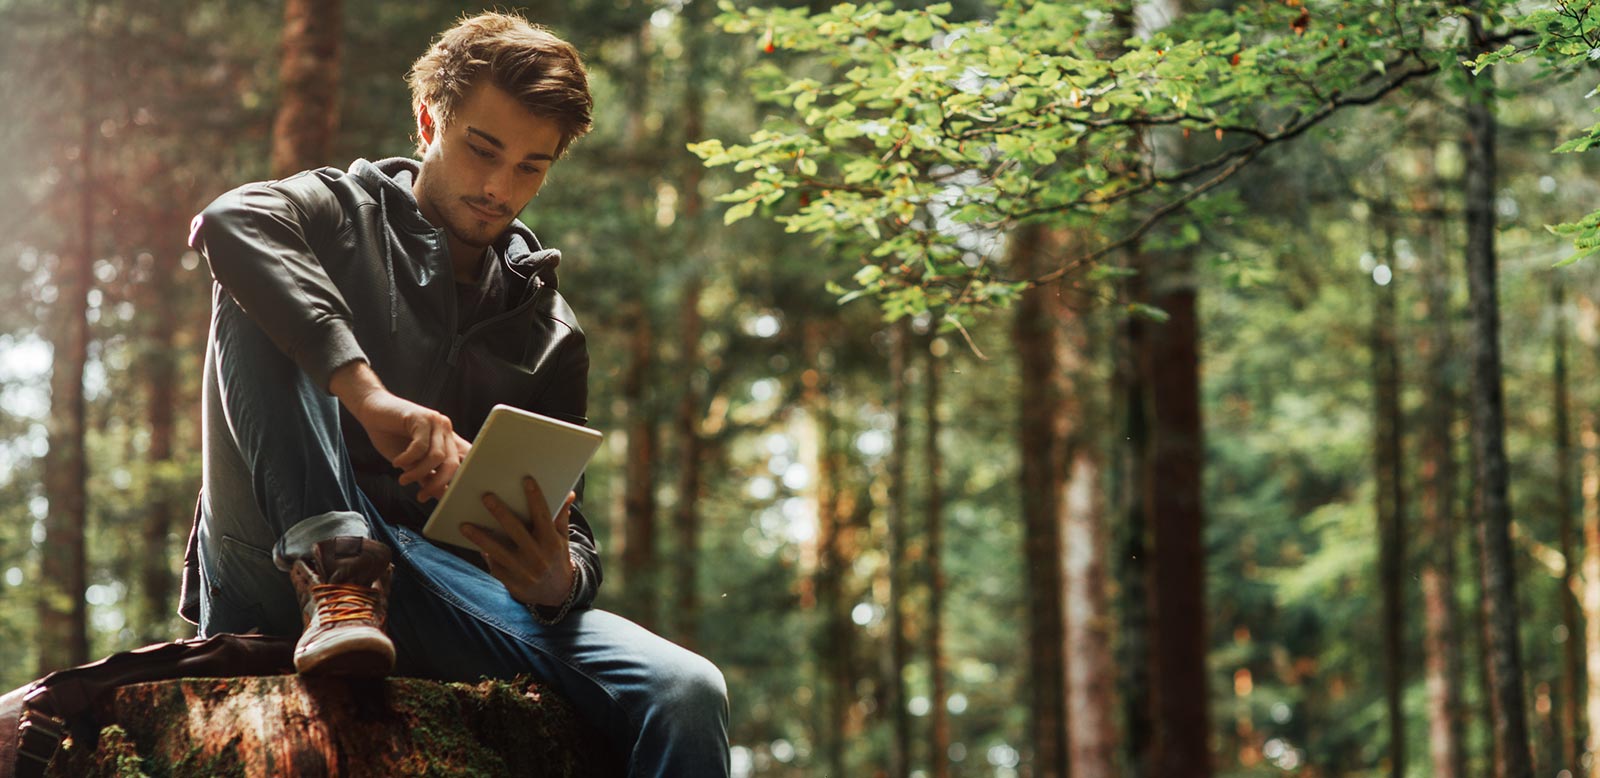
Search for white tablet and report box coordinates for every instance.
[422,404,604,551]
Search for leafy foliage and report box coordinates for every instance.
[695,0,1463,326]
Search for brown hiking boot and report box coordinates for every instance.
[289,536,396,677]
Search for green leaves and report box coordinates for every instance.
[699,0,1470,323]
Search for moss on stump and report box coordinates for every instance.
[45,675,617,778]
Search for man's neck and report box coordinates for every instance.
[449,238,487,284]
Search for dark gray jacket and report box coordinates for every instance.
[180,157,602,622]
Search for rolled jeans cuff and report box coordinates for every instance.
[272,510,372,571]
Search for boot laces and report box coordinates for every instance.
[311,583,383,625]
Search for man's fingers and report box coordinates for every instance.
[463,524,545,584]
[392,432,429,471]
[481,491,541,552]
[552,490,575,542]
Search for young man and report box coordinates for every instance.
[180,13,729,775]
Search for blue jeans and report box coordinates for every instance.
[195,290,730,777]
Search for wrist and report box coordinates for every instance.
[329,360,385,417]
[527,555,581,625]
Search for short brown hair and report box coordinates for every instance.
[407,12,593,158]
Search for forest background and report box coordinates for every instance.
[3,0,1600,776]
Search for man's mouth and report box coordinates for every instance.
[466,201,505,221]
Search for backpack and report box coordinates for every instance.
[0,633,294,778]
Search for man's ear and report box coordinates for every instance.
[417,103,437,146]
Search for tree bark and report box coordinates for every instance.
[671,276,703,652]
[1582,412,1600,778]
[617,24,659,632]
[620,300,658,631]
[51,676,612,777]
[805,320,854,778]
[270,0,342,178]
[1059,260,1117,778]
[925,336,951,778]
[884,319,912,778]
[1116,245,1155,778]
[1417,165,1466,778]
[1013,222,1069,778]
[1372,221,1405,778]
[1142,214,1211,778]
[1552,277,1583,776]
[39,1,96,674]
[138,245,182,645]
[1464,18,1533,777]
[670,8,708,649]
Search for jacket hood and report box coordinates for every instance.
[344,157,561,290]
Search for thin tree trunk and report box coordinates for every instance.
[1464,18,1533,776]
[39,1,96,674]
[1064,443,1115,778]
[1115,247,1154,778]
[620,302,658,631]
[1372,222,1405,778]
[138,247,181,644]
[670,6,709,651]
[1060,269,1117,778]
[671,275,703,651]
[884,319,912,778]
[1013,223,1069,778]
[1552,277,1583,775]
[618,25,658,631]
[270,0,341,178]
[1417,172,1466,778]
[925,337,950,778]
[1582,413,1600,778]
[1114,3,1154,763]
[1142,222,1210,778]
[803,321,851,776]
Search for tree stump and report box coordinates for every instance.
[45,675,619,777]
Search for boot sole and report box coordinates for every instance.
[295,631,397,678]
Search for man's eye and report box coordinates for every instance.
[519,165,544,176]
[471,146,495,159]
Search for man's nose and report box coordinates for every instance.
[482,165,514,207]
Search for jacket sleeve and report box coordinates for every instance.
[529,328,604,623]
[188,173,366,390]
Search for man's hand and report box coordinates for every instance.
[461,476,576,608]
[330,361,466,502]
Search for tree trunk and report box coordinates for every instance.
[671,276,703,652]
[1553,277,1583,776]
[617,25,658,632]
[1142,219,1210,778]
[138,246,182,645]
[620,301,658,631]
[884,319,912,778]
[1417,173,1466,778]
[670,8,708,649]
[270,0,341,178]
[1372,222,1405,778]
[805,320,857,777]
[925,336,951,778]
[1116,245,1155,778]
[50,676,613,777]
[1013,222,1069,778]
[39,2,96,674]
[1582,412,1600,778]
[1464,19,1534,777]
[1064,442,1115,778]
[1059,265,1117,778]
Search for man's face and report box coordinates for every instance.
[413,82,562,252]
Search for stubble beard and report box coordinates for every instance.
[417,169,504,250]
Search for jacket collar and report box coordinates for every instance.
[346,157,563,291]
